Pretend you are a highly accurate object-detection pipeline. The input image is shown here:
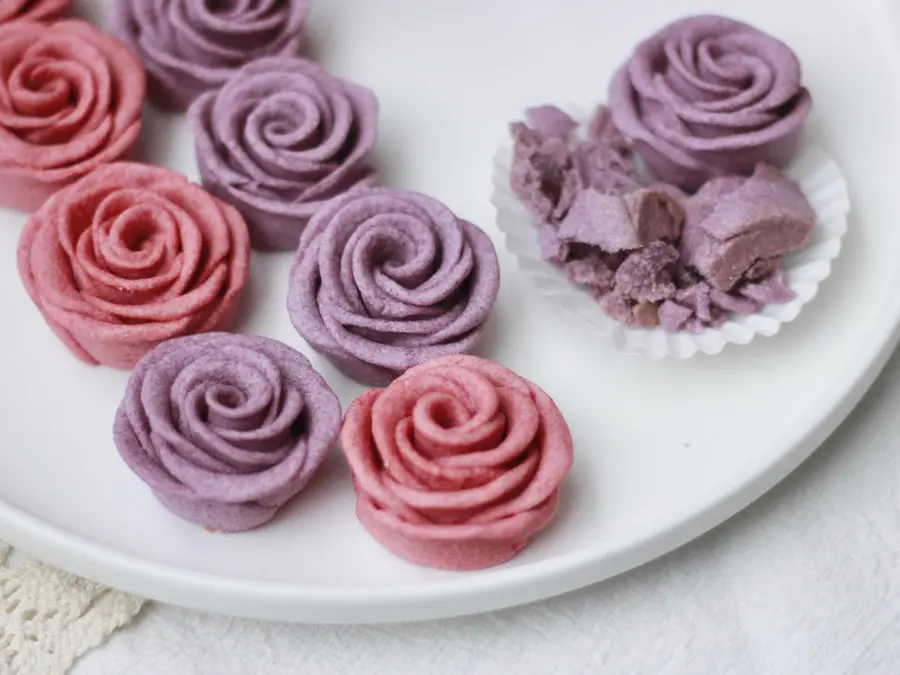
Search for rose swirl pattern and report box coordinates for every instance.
[287,188,501,386]
[189,57,379,250]
[111,0,310,111]
[608,14,812,190]
[341,355,574,570]
[17,163,250,369]
[114,333,342,532]
[0,19,145,212]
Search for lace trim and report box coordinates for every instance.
[0,540,145,675]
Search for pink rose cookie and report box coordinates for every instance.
[0,20,145,212]
[114,333,342,532]
[341,355,574,570]
[0,0,70,23]
[189,57,379,250]
[17,163,250,369]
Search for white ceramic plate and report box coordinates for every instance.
[0,0,898,624]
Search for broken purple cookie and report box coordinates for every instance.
[657,267,794,333]
[509,122,582,224]
[680,163,815,292]
[557,187,683,253]
[509,104,640,224]
[506,104,816,333]
[525,105,579,139]
[599,242,679,329]
[511,104,685,266]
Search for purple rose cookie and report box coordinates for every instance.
[110,0,309,111]
[287,188,501,386]
[189,57,379,250]
[608,15,812,190]
[113,333,341,532]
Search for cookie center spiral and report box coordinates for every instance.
[8,59,74,118]
[91,192,177,279]
[208,384,244,409]
[176,354,278,435]
[2,36,116,149]
[697,40,750,84]
[247,92,323,151]
[395,370,507,459]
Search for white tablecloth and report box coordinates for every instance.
[64,350,900,674]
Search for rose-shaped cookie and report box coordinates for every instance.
[189,57,379,250]
[287,188,501,387]
[0,20,144,212]
[608,15,812,190]
[0,0,69,23]
[341,355,574,570]
[111,0,309,111]
[18,163,250,368]
[114,333,342,532]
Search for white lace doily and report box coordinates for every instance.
[0,541,144,675]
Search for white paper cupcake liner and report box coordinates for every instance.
[491,109,851,359]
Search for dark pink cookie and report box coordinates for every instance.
[608,15,812,190]
[287,188,500,386]
[111,0,309,111]
[189,57,379,250]
[18,163,250,368]
[114,333,341,532]
[0,20,144,212]
[0,0,69,22]
[341,355,574,570]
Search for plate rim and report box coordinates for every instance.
[0,310,897,622]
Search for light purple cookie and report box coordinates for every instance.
[189,57,379,250]
[525,105,579,139]
[680,163,815,291]
[110,0,309,111]
[507,104,811,332]
[599,242,679,328]
[608,15,812,190]
[557,186,683,253]
[653,260,795,333]
[509,105,638,224]
[586,105,631,153]
[287,187,501,386]
[113,332,341,532]
[509,120,582,224]
[614,241,679,304]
